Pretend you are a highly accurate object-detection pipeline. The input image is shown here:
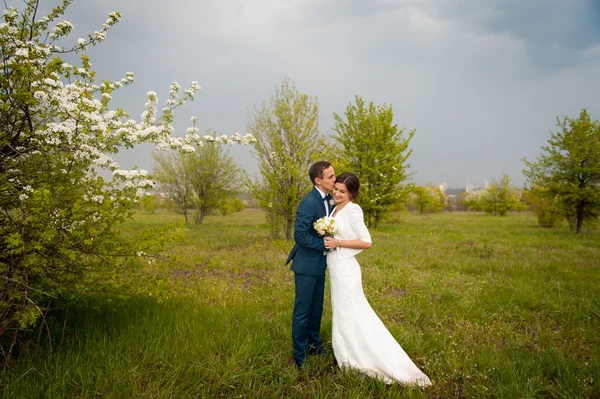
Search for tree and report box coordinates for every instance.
[154,133,244,224]
[333,96,414,228]
[248,77,323,240]
[152,151,194,223]
[464,174,525,216]
[523,109,600,233]
[188,133,243,224]
[409,184,446,214]
[0,0,253,375]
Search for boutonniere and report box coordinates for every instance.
[329,199,336,208]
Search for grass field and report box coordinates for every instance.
[3,209,599,398]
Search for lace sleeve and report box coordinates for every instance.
[348,204,372,243]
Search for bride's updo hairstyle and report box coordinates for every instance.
[336,172,360,200]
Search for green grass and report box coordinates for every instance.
[3,209,599,398]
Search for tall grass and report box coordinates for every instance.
[3,209,599,398]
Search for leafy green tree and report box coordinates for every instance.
[523,109,600,233]
[333,96,414,228]
[0,0,252,375]
[153,132,244,224]
[410,184,446,214]
[463,190,485,212]
[465,174,525,215]
[152,151,194,223]
[248,77,323,240]
[188,135,243,224]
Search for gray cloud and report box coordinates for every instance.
[20,0,600,187]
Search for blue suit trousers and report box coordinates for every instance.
[292,273,325,366]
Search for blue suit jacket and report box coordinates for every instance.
[285,187,328,276]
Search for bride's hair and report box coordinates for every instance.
[336,172,360,200]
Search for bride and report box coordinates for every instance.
[323,172,432,387]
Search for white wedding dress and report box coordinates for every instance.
[327,202,432,386]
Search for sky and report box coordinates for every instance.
[30,0,600,188]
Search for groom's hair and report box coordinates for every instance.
[336,172,360,200]
[309,161,332,184]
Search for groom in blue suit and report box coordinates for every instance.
[285,161,336,369]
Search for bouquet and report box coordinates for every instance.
[314,216,338,253]
[314,216,338,237]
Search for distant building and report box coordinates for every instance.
[466,181,491,193]
[438,181,448,193]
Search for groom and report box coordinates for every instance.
[285,161,336,370]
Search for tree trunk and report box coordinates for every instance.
[285,219,292,241]
[182,199,189,224]
[576,204,584,234]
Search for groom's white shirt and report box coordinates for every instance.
[315,186,330,216]
[333,202,372,260]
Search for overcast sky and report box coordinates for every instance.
[34,0,600,188]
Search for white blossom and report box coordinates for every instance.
[0,6,255,248]
[169,82,181,97]
[93,31,106,42]
[3,8,18,18]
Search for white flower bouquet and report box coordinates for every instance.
[314,216,338,237]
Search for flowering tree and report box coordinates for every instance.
[333,96,414,228]
[0,0,253,375]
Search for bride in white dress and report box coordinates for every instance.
[323,172,432,387]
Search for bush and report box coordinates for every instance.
[524,187,562,228]
[139,195,158,214]
[218,197,247,216]
[464,174,526,216]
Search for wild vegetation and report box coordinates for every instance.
[0,0,253,374]
[2,209,598,398]
[2,2,599,397]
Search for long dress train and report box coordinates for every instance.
[327,202,431,386]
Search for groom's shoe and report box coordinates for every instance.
[289,357,304,371]
[307,345,328,356]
